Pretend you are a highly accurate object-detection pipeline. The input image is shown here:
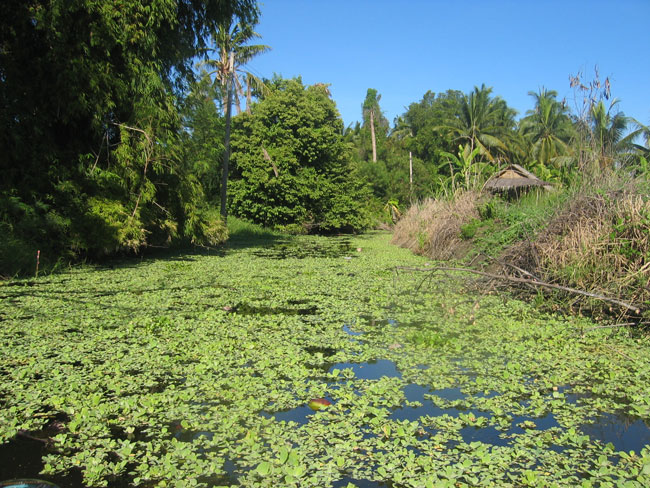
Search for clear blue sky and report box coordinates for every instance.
[244,0,649,130]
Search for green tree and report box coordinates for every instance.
[439,84,517,162]
[229,77,371,232]
[589,99,633,168]
[391,116,415,198]
[403,90,464,166]
[0,0,257,273]
[439,144,485,191]
[519,88,574,168]
[181,72,225,202]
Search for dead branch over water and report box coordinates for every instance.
[395,265,642,315]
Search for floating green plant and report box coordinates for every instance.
[1,232,650,487]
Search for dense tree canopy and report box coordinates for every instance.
[0,0,257,273]
[3,1,648,276]
[437,84,517,162]
[229,77,371,232]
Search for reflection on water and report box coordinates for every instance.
[342,324,364,336]
[252,239,354,260]
[582,412,650,453]
[261,405,315,425]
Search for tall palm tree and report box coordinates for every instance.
[519,89,574,168]
[202,18,270,114]
[362,88,387,163]
[439,84,516,162]
[589,99,632,168]
[630,120,650,158]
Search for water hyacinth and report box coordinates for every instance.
[1,233,649,487]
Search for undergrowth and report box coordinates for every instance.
[391,190,480,260]
[393,174,650,320]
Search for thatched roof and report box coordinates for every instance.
[483,164,551,192]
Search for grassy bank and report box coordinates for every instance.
[392,174,650,321]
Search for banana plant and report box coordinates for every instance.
[439,144,485,191]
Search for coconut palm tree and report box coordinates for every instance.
[391,116,415,194]
[630,120,650,158]
[438,84,516,162]
[202,18,270,114]
[519,89,574,168]
[589,99,633,168]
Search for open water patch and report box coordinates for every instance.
[580,412,650,453]
[0,436,89,488]
[342,324,364,337]
[261,405,315,425]
[328,360,401,380]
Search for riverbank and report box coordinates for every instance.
[1,231,650,487]
[392,173,650,323]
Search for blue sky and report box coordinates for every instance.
[245,0,649,130]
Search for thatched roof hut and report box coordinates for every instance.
[483,164,552,194]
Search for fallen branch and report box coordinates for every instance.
[395,265,642,314]
[602,343,635,362]
[584,321,650,332]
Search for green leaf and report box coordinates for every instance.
[256,461,271,476]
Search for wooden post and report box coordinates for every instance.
[409,151,413,193]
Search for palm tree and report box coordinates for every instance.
[630,120,650,158]
[202,18,270,114]
[362,89,387,163]
[589,99,632,168]
[439,84,516,162]
[519,89,574,168]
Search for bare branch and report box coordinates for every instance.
[396,265,642,314]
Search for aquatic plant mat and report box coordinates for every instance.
[2,232,650,487]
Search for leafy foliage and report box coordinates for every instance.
[229,77,372,232]
[201,16,271,114]
[519,88,575,171]
[2,233,650,486]
[0,0,256,274]
[437,84,518,163]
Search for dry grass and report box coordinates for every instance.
[391,190,480,260]
[506,176,650,314]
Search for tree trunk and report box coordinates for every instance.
[233,75,242,115]
[370,108,377,163]
[220,52,234,222]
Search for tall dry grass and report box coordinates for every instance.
[507,176,650,313]
[391,190,480,260]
